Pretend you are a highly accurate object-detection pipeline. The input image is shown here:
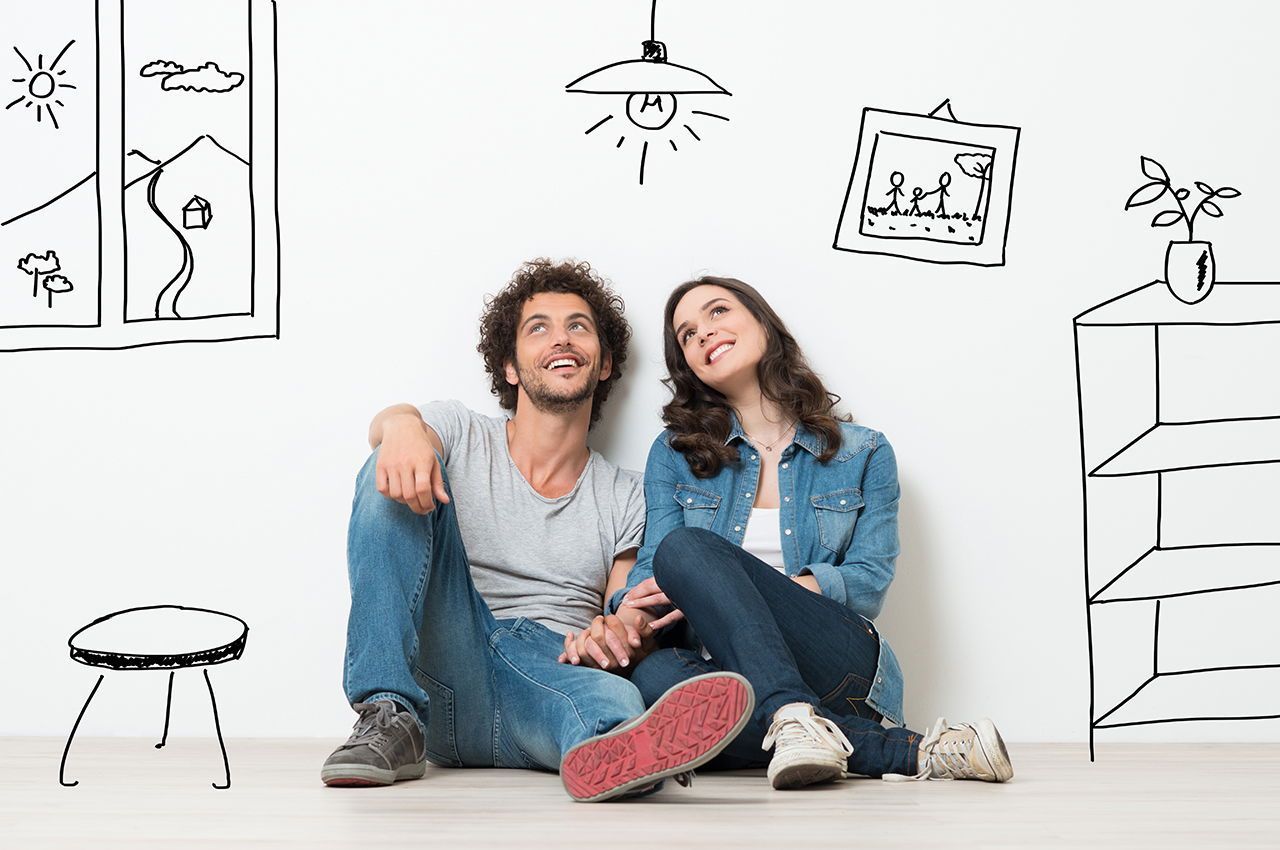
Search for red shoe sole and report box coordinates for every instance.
[560,672,753,802]
[323,777,384,787]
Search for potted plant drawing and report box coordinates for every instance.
[1124,156,1241,304]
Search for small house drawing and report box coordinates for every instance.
[182,195,213,230]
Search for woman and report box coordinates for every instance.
[568,276,1012,789]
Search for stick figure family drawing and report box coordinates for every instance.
[884,171,954,217]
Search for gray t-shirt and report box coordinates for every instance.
[419,400,645,634]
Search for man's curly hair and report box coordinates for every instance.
[478,259,631,426]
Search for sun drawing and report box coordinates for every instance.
[6,41,78,129]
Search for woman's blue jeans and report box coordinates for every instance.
[631,527,920,777]
[342,451,646,770]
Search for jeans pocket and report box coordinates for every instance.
[412,667,462,766]
[819,670,882,723]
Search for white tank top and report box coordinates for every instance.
[743,507,785,573]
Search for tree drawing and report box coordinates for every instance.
[42,274,73,308]
[954,153,993,220]
[17,250,62,298]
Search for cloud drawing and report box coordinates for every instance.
[154,61,245,94]
[140,60,185,77]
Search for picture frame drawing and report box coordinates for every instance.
[833,102,1020,267]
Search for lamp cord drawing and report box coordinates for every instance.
[566,0,731,185]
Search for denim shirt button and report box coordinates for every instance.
[839,499,847,505]
[734,525,742,532]
[784,528,792,536]
[750,455,757,461]
[784,496,790,502]
[782,463,789,469]
[686,498,693,504]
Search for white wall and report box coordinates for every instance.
[4,0,1280,743]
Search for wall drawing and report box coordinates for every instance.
[0,0,278,353]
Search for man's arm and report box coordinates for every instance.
[368,403,449,515]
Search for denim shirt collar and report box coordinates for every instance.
[723,412,826,458]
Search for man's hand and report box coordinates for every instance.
[376,414,449,515]
[620,577,686,629]
[558,614,655,671]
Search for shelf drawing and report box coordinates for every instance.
[1075,280,1280,760]
[1090,416,1280,477]
[1092,544,1280,604]
[0,0,278,353]
[1096,663,1280,730]
[1076,281,1280,327]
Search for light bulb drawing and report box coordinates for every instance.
[566,1,730,185]
[6,40,78,129]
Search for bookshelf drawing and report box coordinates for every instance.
[1074,281,1280,759]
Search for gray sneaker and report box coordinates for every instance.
[321,700,427,786]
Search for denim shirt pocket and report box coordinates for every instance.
[811,487,863,555]
[674,483,721,531]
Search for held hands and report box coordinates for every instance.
[619,577,686,629]
[376,415,449,515]
[558,612,657,671]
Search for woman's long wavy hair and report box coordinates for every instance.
[661,276,849,478]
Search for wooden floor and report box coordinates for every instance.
[4,738,1278,848]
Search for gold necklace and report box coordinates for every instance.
[742,420,796,453]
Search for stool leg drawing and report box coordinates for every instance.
[156,671,175,749]
[203,668,232,789]
[60,674,105,787]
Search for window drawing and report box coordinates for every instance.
[0,0,278,353]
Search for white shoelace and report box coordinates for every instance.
[883,717,975,782]
[762,709,855,761]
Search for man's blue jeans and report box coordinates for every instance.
[342,451,645,770]
[630,527,920,777]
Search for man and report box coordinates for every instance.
[323,258,753,802]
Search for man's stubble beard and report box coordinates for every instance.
[515,360,600,417]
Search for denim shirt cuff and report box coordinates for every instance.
[606,588,628,615]
[799,563,847,607]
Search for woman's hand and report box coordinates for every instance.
[791,574,822,594]
[620,577,686,629]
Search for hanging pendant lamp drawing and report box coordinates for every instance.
[566,0,731,185]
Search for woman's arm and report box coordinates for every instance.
[797,436,900,620]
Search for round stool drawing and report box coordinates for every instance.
[61,605,249,789]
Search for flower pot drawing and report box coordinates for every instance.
[1164,240,1215,304]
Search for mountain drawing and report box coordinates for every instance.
[123,135,253,321]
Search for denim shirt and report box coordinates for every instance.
[610,417,905,726]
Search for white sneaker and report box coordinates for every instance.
[761,703,853,790]
[884,717,1013,783]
